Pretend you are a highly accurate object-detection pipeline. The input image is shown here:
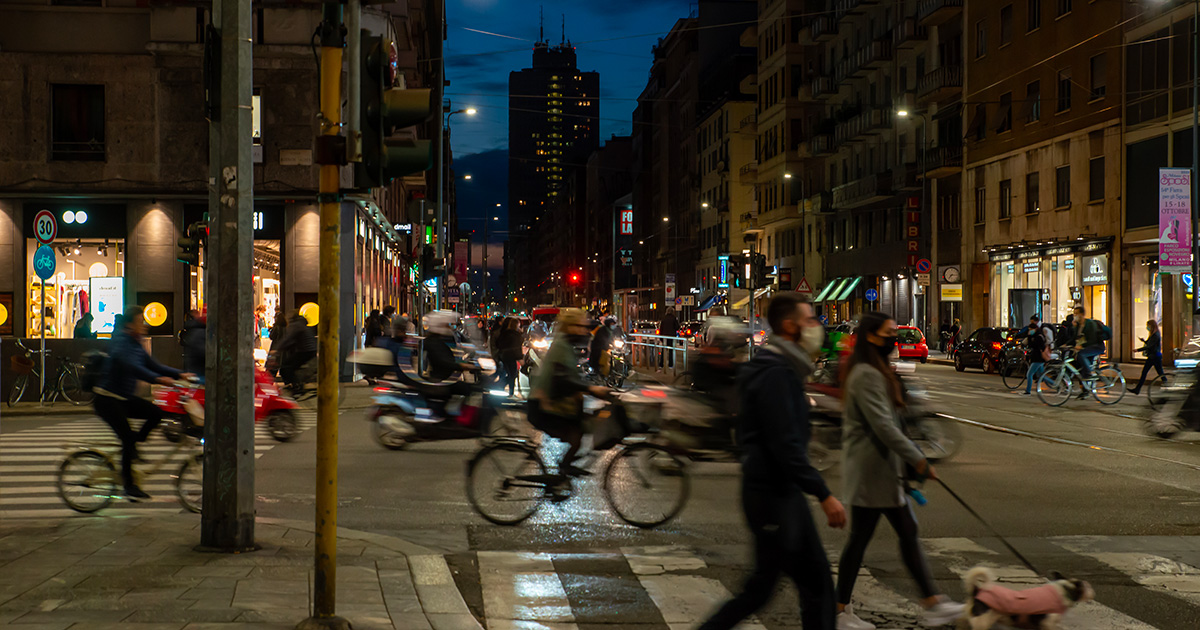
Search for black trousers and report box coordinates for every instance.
[1133,355,1164,392]
[502,358,519,394]
[837,503,937,604]
[281,350,316,389]
[94,394,163,488]
[699,488,836,630]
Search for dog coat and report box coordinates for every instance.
[975,583,1067,621]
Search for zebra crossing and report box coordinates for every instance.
[0,412,315,519]
[464,537,1200,630]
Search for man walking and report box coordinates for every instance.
[659,308,679,368]
[699,293,846,630]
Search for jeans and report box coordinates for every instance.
[1024,362,1046,394]
[1133,355,1164,392]
[1074,345,1104,381]
[699,488,836,630]
[838,503,938,605]
[94,394,164,489]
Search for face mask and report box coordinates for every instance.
[877,336,897,357]
[800,325,825,355]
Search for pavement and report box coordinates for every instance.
[0,514,482,630]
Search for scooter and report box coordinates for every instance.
[521,336,549,376]
[154,366,302,443]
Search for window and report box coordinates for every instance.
[1027,172,1041,213]
[50,84,106,161]
[1057,68,1072,112]
[997,92,1013,133]
[975,20,988,58]
[1000,179,1013,218]
[1055,165,1071,207]
[1057,0,1071,17]
[1026,80,1041,122]
[1000,5,1013,45]
[975,186,987,223]
[1090,53,1107,100]
[1028,0,1041,31]
[1089,157,1105,201]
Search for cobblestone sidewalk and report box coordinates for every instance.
[0,514,481,630]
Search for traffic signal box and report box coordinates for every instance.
[177,221,207,265]
[356,33,433,189]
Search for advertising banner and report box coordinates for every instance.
[1160,167,1192,273]
[453,240,469,278]
[90,277,125,336]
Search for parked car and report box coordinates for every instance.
[895,326,929,363]
[954,327,1017,373]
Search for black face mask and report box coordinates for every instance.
[877,336,897,357]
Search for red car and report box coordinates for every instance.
[896,326,929,363]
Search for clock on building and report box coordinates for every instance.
[942,266,960,283]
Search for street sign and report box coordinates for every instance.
[665,273,676,284]
[795,277,812,293]
[33,244,56,280]
[665,283,676,300]
[915,258,932,274]
[682,295,695,306]
[717,255,730,288]
[33,210,56,244]
[865,288,878,302]
[917,273,931,286]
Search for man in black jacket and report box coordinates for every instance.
[700,293,846,630]
[274,312,317,393]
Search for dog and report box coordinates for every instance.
[959,567,1094,629]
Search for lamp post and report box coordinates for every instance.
[897,108,929,331]
[437,105,476,309]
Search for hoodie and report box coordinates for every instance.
[737,342,832,500]
[97,329,182,399]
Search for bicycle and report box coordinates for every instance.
[7,338,93,406]
[999,345,1030,390]
[1036,348,1126,406]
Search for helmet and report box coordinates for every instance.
[424,310,458,336]
[603,316,617,327]
[556,308,587,329]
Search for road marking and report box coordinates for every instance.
[1052,537,1200,608]
[637,574,764,630]
[478,551,575,628]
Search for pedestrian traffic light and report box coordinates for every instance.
[356,33,433,189]
[177,221,206,265]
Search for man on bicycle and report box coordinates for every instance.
[1072,306,1106,394]
[529,308,608,477]
[273,311,317,395]
[93,305,193,500]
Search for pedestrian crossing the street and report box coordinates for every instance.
[0,413,315,520]
[463,537,1200,630]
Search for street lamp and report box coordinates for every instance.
[436,105,477,308]
[463,174,472,180]
[897,107,929,331]
[783,172,793,179]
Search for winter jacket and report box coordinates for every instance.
[96,329,182,399]
[736,347,832,500]
[275,316,317,358]
[531,335,591,418]
[496,328,523,363]
[425,333,460,382]
[841,363,926,508]
[1137,330,1162,357]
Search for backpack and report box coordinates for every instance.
[80,351,108,392]
[1097,321,1113,342]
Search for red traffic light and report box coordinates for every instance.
[570,273,580,283]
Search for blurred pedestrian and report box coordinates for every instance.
[496,317,523,396]
[269,311,288,342]
[275,311,317,394]
[381,305,396,333]
[179,309,206,380]
[699,294,845,630]
[659,308,679,368]
[365,309,383,348]
[73,312,96,339]
[1021,322,1052,396]
[253,305,267,348]
[836,312,962,630]
[1130,319,1163,395]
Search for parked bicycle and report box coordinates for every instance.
[1036,347,1126,406]
[7,338,92,406]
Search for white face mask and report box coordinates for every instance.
[800,324,825,356]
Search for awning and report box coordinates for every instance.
[732,287,771,309]
[813,277,844,302]
[835,276,863,301]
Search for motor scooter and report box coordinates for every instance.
[154,366,301,443]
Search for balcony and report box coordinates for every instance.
[832,172,894,209]
[803,191,834,213]
[835,0,878,20]
[893,17,928,49]
[759,203,801,227]
[811,134,835,156]
[812,76,837,99]
[892,163,922,191]
[917,65,963,103]
[921,145,963,179]
[739,163,758,184]
[863,108,890,134]
[740,113,756,133]
[917,0,963,27]
[861,39,893,70]
[812,16,837,42]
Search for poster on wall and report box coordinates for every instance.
[1159,167,1192,273]
[90,277,125,336]
[453,240,469,278]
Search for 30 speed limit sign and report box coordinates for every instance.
[33,210,57,244]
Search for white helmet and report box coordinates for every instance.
[424,310,458,336]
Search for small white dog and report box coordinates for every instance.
[959,567,1094,629]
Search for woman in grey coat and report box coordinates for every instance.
[835,312,963,630]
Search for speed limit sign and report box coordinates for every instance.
[33,210,57,244]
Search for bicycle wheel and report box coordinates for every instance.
[266,410,299,442]
[1148,374,1170,410]
[8,373,28,407]
[1091,366,1126,405]
[57,450,118,513]
[58,366,90,405]
[1000,359,1029,390]
[176,453,203,513]
[909,416,963,462]
[466,441,547,525]
[603,443,689,528]
[1036,365,1072,407]
[807,442,836,472]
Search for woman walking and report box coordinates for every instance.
[1130,319,1163,395]
[835,312,963,630]
[496,317,524,397]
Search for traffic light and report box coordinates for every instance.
[356,33,433,189]
[751,253,768,287]
[177,221,206,265]
[420,245,435,281]
[569,272,580,284]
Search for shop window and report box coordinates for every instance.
[1001,179,1014,218]
[1026,173,1040,213]
[1089,157,1105,201]
[1000,5,1013,46]
[51,84,106,161]
[1028,0,1041,32]
[26,237,126,338]
[1055,165,1070,207]
[1090,53,1107,100]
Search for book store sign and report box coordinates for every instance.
[1082,254,1108,286]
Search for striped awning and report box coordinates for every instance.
[835,276,863,301]
[813,277,844,302]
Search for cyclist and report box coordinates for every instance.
[274,311,317,395]
[92,305,193,500]
[1072,305,1105,396]
[587,316,615,376]
[529,308,608,477]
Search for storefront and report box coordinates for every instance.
[986,238,1112,328]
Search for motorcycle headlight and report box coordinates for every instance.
[478,357,496,371]
[532,339,549,349]
[613,339,625,349]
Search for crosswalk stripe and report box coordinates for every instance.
[478,551,575,628]
[1050,537,1200,609]
[637,575,765,630]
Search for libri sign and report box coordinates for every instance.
[1159,167,1192,273]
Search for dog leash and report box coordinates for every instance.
[933,478,1043,578]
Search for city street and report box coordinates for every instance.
[4,363,1200,629]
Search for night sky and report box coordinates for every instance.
[447,0,692,289]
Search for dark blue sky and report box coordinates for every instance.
[445,0,693,157]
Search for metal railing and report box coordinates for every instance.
[625,333,690,378]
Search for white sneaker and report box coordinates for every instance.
[837,607,876,630]
[921,600,965,626]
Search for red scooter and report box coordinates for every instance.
[154,367,301,443]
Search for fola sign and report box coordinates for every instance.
[1082,254,1108,286]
